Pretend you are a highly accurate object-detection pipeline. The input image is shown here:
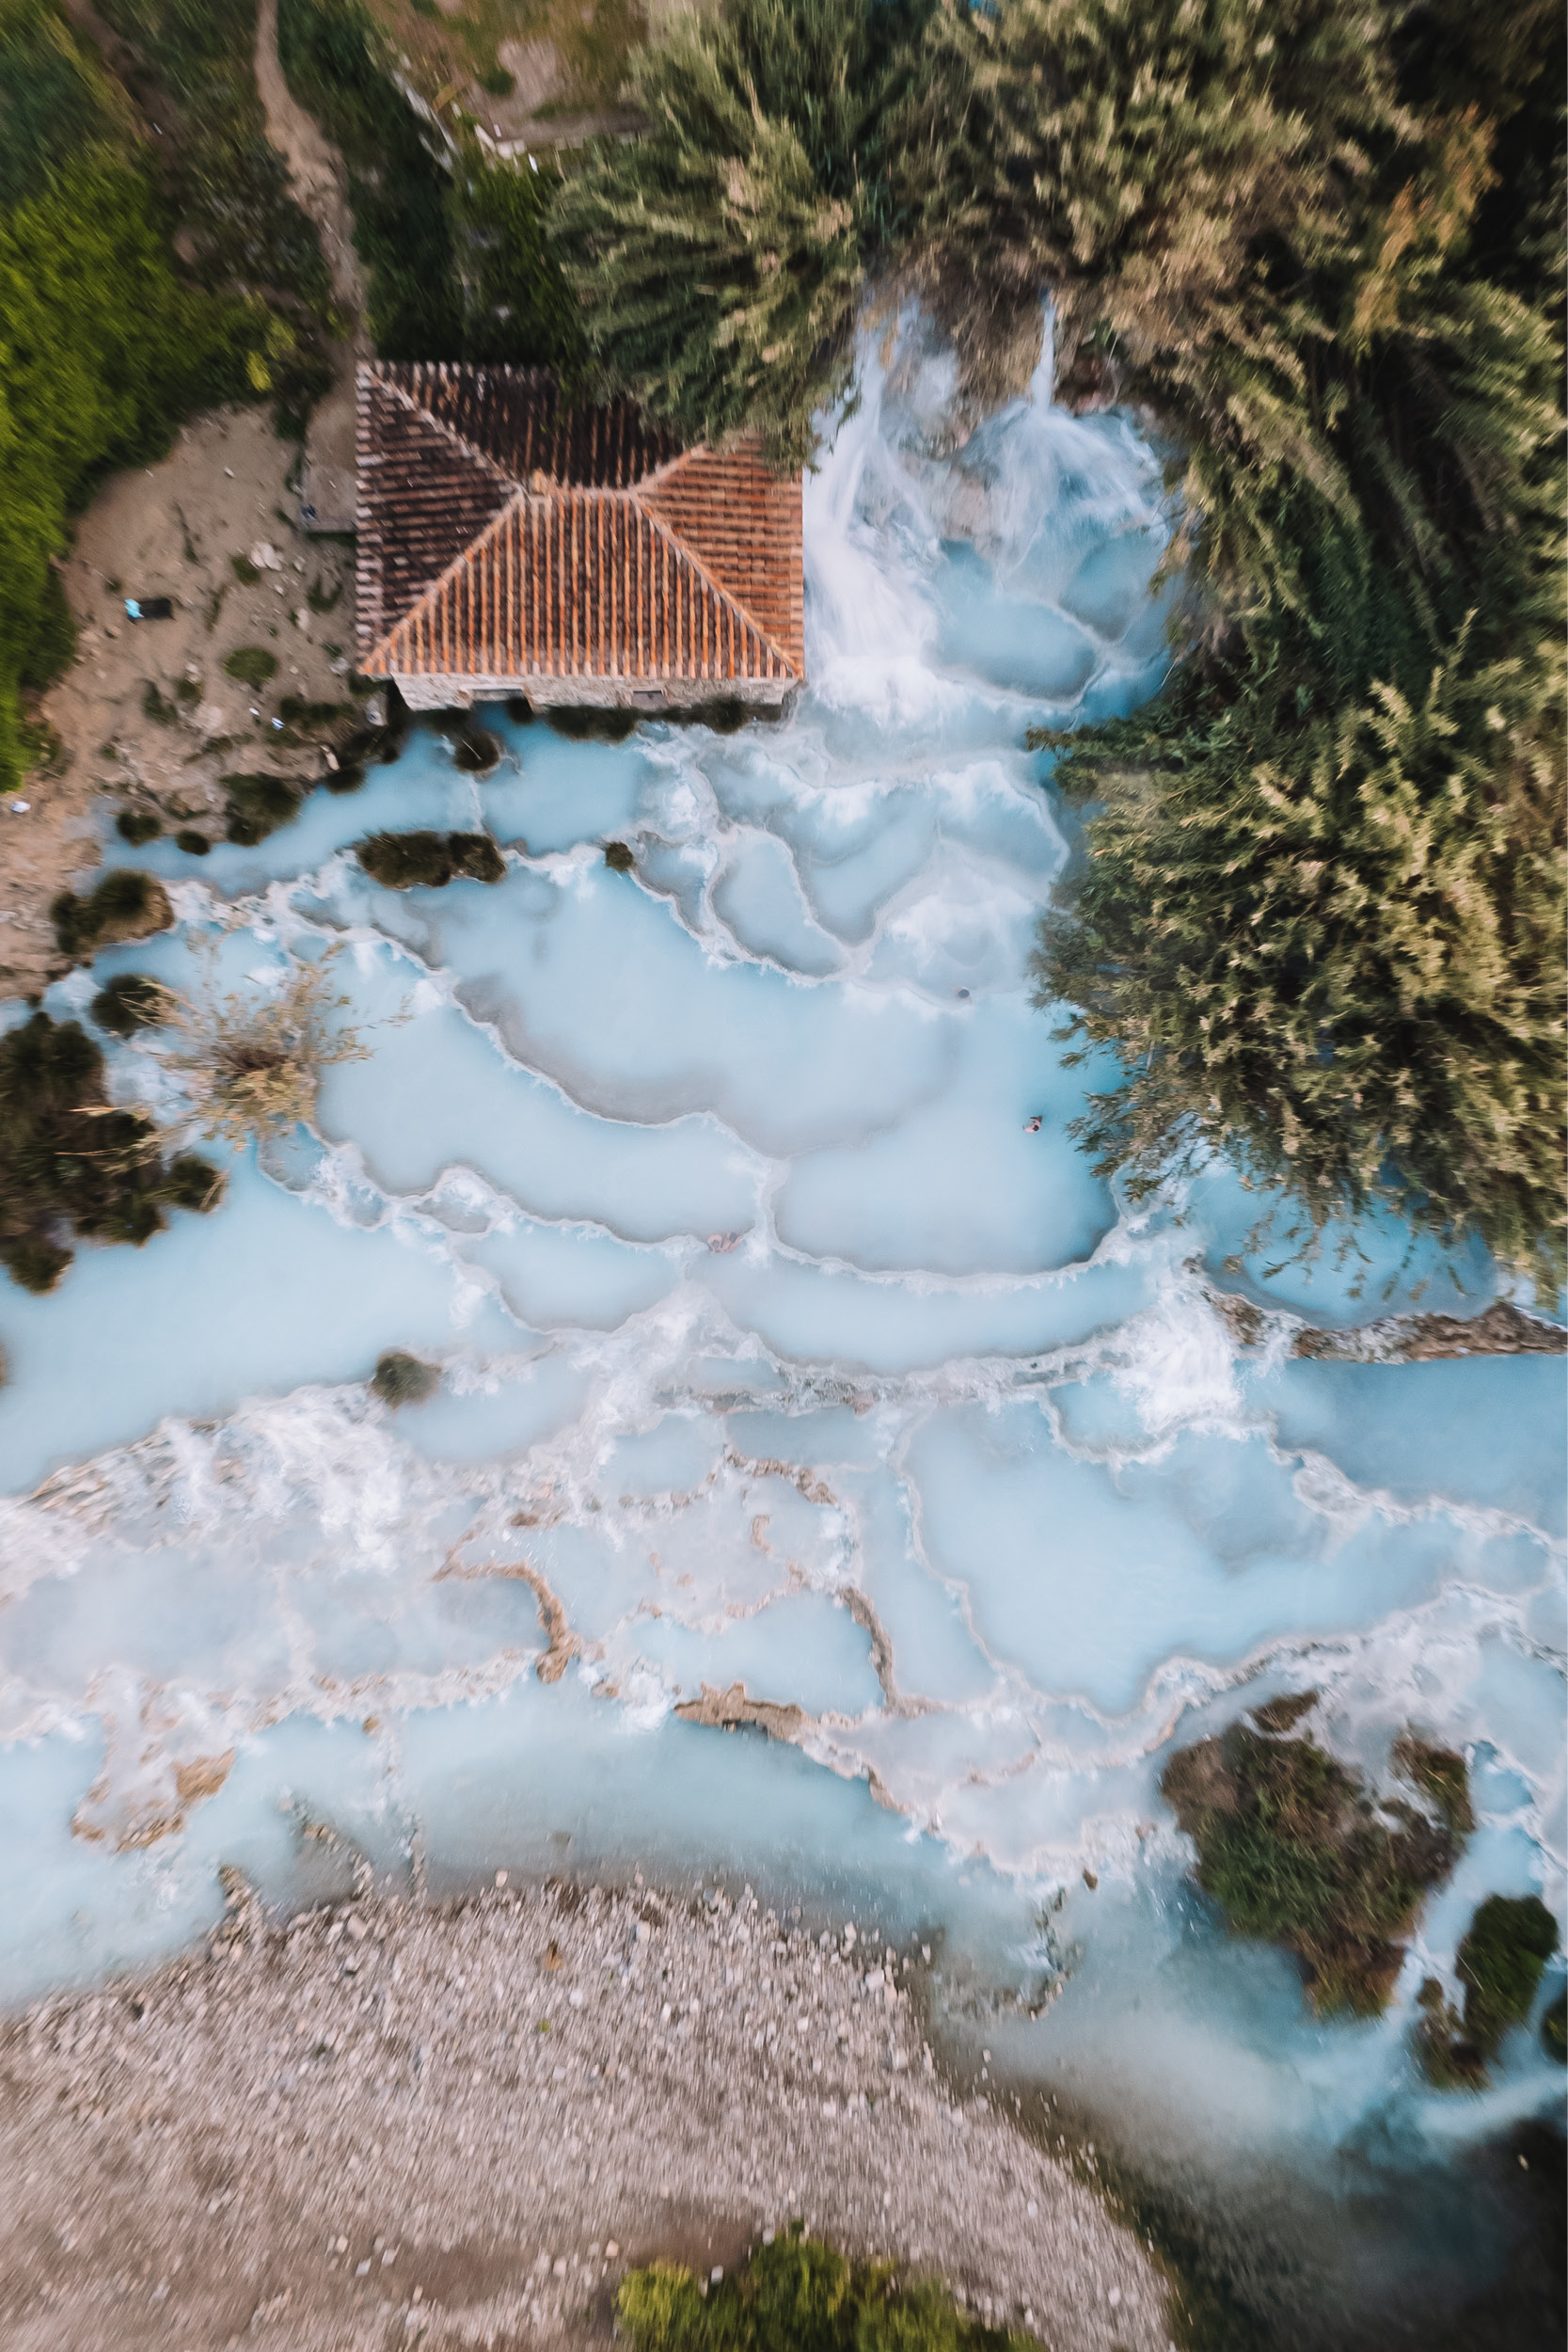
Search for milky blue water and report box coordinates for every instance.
[1,326,1562,2296]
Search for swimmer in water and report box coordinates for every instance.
[1024,1116,1042,1133]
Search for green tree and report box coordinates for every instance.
[554,0,923,466]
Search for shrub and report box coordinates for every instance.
[174,828,212,855]
[90,972,169,1036]
[116,809,162,846]
[1457,1896,1560,2060]
[0,1010,221,1291]
[155,944,369,1147]
[478,64,514,97]
[222,646,278,688]
[1162,1722,1466,2016]
[554,0,911,467]
[546,705,636,742]
[603,840,636,872]
[451,726,501,773]
[616,2227,1022,2352]
[278,692,354,731]
[372,1349,437,1406]
[324,762,366,794]
[222,771,305,844]
[356,830,505,888]
[141,680,178,723]
[505,696,534,724]
[52,869,172,961]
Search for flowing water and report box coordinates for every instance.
[2,325,1563,2340]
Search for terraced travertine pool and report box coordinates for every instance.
[2,322,1562,2338]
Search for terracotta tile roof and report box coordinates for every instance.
[356,362,804,691]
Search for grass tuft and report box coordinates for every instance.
[52,870,172,961]
[603,840,636,872]
[222,645,278,689]
[116,809,162,846]
[91,972,170,1037]
[222,771,305,845]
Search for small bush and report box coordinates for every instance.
[52,870,172,961]
[91,973,169,1037]
[546,704,637,742]
[306,574,342,612]
[1457,1897,1560,2060]
[372,1349,437,1406]
[116,809,162,846]
[669,695,750,735]
[0,1011,217,1290]
[479,64,514,97]
[505,695,534,724]
[222,771,305,844]
[142,680,178,723]
[325,762,366,794]
[603,840,636,872]
[1162,1723,1465,2016]
[230,554,261,585]
[616,2227,1018,2352]
[174,828,212,855]
[451,726,501,773]
[223,645,278,688]
[356,830,505,888]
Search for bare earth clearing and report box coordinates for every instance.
[0,1876,1170,2352]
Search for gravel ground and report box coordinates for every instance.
[0,1875,1172,2352]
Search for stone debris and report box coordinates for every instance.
[0,1877,1168,2352]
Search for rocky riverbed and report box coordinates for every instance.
[0,1872,1170,2352]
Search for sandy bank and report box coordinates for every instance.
[0,1874,1169,2352]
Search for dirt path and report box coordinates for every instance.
[255,0,366,532]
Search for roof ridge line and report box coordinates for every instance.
[368,363,524,495]
[629,481,799,680]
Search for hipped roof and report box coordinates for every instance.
[356,362,804,690]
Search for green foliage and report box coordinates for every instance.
[174,827,212,854]
[1457,1895,1560,2059]
[277,0,462,358]
[554,0,922,466]
[0,1009,222,1291]
[446,139,585,374]
[90,971,170,1036]
[222,771,304,843]
[0,0,270,797]
[116,809,163,846]
[1162,1722,1465,2015]
[1417,1893,1560,2090]
[52,868,172,960]
[603,839,636,872]
[372,1348,437,1406]
[223,645,278,688]
[1003,1,1567,1290]
[616,2228,1026,2352]
[356,829,506,887]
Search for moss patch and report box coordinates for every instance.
[356,830,505,889]
[617,2226,1029,2352]
[1162,1722,1465,2016]
[51,870,173,961]
[0,1011,223,1292]
[372,1350,437,1406]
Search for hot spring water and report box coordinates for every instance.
[2,328,1562,2328]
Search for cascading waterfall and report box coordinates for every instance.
[0,317,1561,2322]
